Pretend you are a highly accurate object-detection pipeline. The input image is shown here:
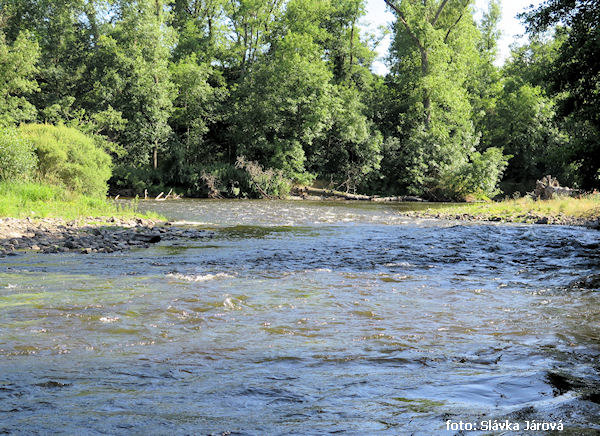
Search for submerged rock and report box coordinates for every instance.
[569,274,600,290]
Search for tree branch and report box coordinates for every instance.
[384,0,424,51]
[432,0,449,25]
[444,10,464,43]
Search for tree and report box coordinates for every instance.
[0,31,39,126]
[383,0,507,199]
[308,87,382,192]
[523,0,600,188]
[90,0,176,170]
[385,0,475,128]
[167,54,228,186]
[171,0,229,63]
[229,31,334,180]
[223,0,285,75]
[1,0,98,124]
[481,32,570,192]
[468,0,502,144]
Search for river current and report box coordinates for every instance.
[1,200,599,434]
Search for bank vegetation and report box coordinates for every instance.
[0,0,598,203]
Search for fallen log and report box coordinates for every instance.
[299,187,370,201]
[530,175,580,200]
[294,187,424,202]
[371,195,424,202]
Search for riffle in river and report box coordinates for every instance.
[1,200,599,434]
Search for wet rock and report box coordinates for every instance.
[0,217,211,256]
[569,274,600,290]
[35,381,71,388]
[133,233,161,243]
[583,392,600,404]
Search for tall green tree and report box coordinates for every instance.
[229,31,334,180]
[383,0,508,199]
[91,0,176,170]
[0,31,40,126]
[167,54,228,185]
[468,0,502,144]
[482,32,570,192]
[524,0,600,188]
[171,0,229,63]
[0,0,98,123]
[223,0,285,75]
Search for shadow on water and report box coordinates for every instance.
[213,225,320,240]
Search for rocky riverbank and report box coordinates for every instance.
[0,217,210,256]
[401,209,600,228]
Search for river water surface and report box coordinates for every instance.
[1,200,599,434]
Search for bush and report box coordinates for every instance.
[436,147,511,201]
[236,156,292,198]
[0,127,37,181]
[18,124,112,197]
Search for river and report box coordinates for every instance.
[1,200,599,434]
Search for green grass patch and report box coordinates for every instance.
[0,181,164,221]
[419,195,600,222]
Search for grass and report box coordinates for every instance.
[417,195,600,223]
[0,181,164,221]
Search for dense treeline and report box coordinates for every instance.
[0,0,598,200]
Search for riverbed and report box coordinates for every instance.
[1,200,599,434]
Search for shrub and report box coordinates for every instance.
[0,127,37,181]
[18,124,112,197]
[436,147,511,201]
[196,162,250,198]
[236,156,292,198]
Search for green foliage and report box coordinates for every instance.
[235,156,292,198]
[1,0,596,200]
[230,30,335,180]
[435,147,510,201]
[169,54,228,166]
[0,181,163,220]
[0,127,37,181]
[89,0,176,169]
[18,124,112,197]
[486,80,562,189]
[0,31,40,126]
[524,0,600,189]
[382,0,509,200]
[481,32,573,193]
[309,87,382,192]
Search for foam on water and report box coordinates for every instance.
[166,272,233,282]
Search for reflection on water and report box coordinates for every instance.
[1,200,599,434]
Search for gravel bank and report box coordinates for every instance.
[0,217,211,256]
[401,210,600,228]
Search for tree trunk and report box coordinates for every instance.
[153,142,158,170]
[420,47,431,128]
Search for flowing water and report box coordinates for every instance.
[1,200,599,435]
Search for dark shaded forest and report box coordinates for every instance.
[0,0,598,200]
